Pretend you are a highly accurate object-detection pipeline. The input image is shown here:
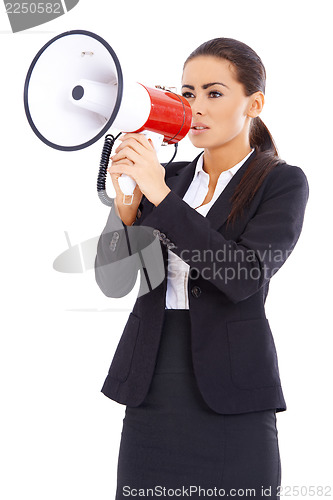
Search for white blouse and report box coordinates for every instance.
[165,149,255,309]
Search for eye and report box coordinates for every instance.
[209,91,223,98]
[182,91,195,99]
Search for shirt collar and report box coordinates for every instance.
[194,148,255,182]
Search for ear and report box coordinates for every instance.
[247,91,264,118]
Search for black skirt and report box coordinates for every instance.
[115,310,281,499]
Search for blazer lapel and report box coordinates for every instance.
[205,150,257,231]
[165,154,202,196]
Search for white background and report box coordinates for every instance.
[0,0,332,498]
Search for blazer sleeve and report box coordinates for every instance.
[139,164,310,304]
[94,200,139,297]
[94,199,164,298]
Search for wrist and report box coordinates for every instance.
[115,197,138,226]
[152,186,171,207]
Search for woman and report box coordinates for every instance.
[95,38,309,498]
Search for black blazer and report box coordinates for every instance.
[95,150,309,414]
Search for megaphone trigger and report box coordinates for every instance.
[140,131,164,151]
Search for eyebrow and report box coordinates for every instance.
[182,82,230,90]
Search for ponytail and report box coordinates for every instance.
[227,117,284,227]
[250,117,278,154]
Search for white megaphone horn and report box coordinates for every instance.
[23,30,192,206]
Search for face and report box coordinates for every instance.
[181,55,260,151]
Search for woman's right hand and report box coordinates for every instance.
[108,159,143,226]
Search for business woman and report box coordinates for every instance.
[95,37,309,499]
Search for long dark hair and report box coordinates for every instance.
[184,38,284,227]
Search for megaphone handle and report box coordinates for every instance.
[117,131,164,205]
[97,131,165,207]
[117,174,137,204]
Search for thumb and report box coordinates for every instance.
[109,172,123,195]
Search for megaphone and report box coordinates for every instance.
[23,30,192,206]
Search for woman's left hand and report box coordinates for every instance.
[108,133,171,207]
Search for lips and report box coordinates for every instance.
[191,122,209,130]
[190,123,210,135]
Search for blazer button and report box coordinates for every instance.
[191,286,202,298]
[153,229,160,238]
[159,232,166,241]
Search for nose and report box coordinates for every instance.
[190,95,206,116]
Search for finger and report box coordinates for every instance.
[111,146,141,165]
[119,133,154,151]
[108,162,136,179]
[115,137,147,156]
[109,173,122,193]
[111,157,134,167]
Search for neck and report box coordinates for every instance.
[203,134,253,180]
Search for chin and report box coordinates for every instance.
[189,135,209,148]
[190,137,217,150]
